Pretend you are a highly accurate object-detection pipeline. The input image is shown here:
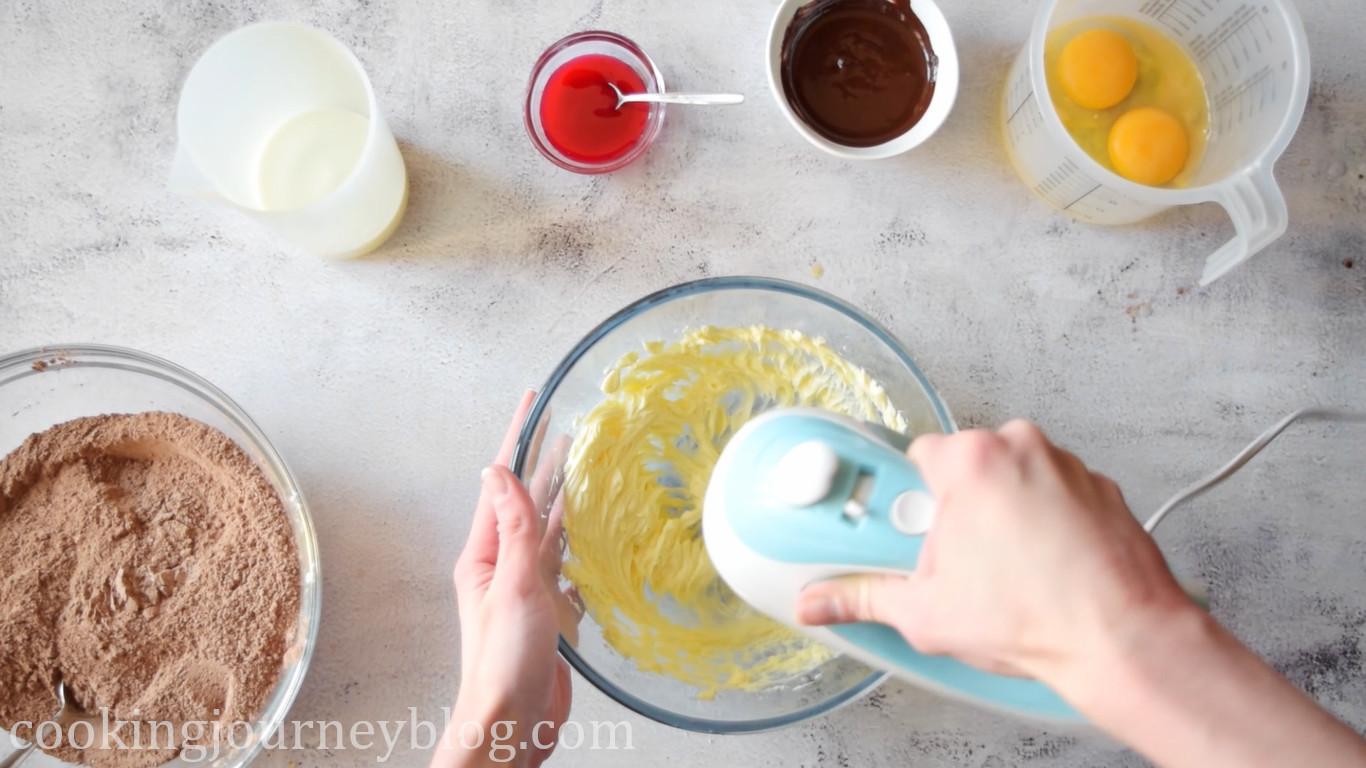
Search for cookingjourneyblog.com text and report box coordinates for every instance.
[3,708,635,763]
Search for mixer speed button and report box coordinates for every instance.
[890,490,935,535]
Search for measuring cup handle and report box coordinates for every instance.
[1201,168,1289,285]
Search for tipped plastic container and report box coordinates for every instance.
[170,22,408,258]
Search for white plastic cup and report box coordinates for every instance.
[1003,0,1310,284]
[767,0,960,160]
[170,22,408,259]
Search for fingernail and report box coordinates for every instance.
[481,466,509,500]
[797,593,841,625]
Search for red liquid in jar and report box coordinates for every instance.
[540,54,650,164]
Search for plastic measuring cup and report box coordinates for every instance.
[170,22,408,259]
[1002,0,1309,284]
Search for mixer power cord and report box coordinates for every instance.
[1144,407,1366,533]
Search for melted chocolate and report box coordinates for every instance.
[780,0,938,147]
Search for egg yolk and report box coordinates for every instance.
[1108,107,1189,186]
[1059,28,1139,110]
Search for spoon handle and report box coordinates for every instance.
[0,741,38,768]
[619,92,745,106]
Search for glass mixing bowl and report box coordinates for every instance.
[0,344,320,767]
[512,277,955,732]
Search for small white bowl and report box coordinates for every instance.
[766,0,960,159]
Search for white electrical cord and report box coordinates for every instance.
[1143,407,1366,533]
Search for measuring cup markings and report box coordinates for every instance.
[1002,0,1309,283]
[1188,4,1280,140]
[1144,1,1196,35]
[1004,54,1150,221]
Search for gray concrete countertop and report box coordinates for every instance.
[2,1,1364,766]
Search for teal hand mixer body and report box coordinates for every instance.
[703,406,1364,721]
[702,408,1080,721]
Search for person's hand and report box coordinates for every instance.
[795,421,1366,768]
[433,392,576,768]
[795,420,1190,689]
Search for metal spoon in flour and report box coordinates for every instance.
[607,82,744,109]
[0,681,81,768]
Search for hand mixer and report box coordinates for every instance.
[703,406,1364,721]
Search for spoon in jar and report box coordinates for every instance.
[607,82,744,109]
[0,681,82,768]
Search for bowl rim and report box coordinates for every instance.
[511,276,955,733]
[0,342,321,765]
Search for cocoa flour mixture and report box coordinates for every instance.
[0,412,300,767]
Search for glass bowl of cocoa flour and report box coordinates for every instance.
[0,344,319,768]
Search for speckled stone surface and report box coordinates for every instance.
[2,1,1364,766]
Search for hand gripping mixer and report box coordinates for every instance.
[703,407,1364,721]
[703,408,1079,720]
